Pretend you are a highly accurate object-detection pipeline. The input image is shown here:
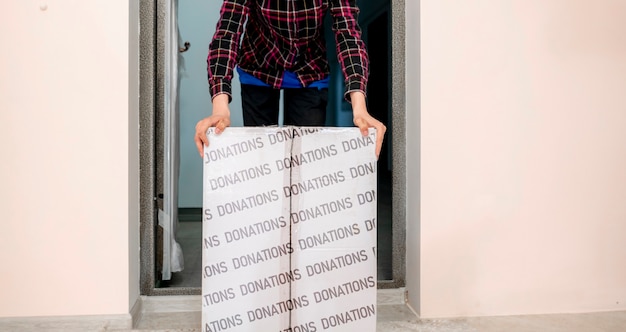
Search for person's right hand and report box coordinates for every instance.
[194,94,231,157]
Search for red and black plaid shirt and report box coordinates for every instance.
[207,0,369,101]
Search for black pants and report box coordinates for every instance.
[241,84,328,126]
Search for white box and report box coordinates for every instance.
[202,127,377,332]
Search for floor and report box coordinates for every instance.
[3,293,624,332]
[126,289,626,331]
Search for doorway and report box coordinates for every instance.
[139,0,406,295]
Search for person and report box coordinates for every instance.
[194,0,386,158]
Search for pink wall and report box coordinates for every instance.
[409,0,626,317]
[0,1,139,317]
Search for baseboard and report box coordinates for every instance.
[0,313,132,331]
[405,296,420,318]
[130,296,143,328]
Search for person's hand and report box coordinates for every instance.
[194,94,231,157]
[350,91,386,159]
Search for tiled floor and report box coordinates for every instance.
[3,290,624,331]
[128,290,626,331]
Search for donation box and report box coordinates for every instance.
[202,127,377,332]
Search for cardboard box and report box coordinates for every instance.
[202,127,377,332]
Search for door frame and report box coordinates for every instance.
[139,0,407,295]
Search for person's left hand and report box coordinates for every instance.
[350,91,386,159]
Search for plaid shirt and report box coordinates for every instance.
[207,0,369,101]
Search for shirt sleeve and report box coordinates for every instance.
[207,0,249,101]
[329,0,369,102]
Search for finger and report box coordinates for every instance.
[375,132,382,159]
[354,118,369,136]
[195,134,204,158]
[375,124,386,160]
[219,118,231,133]
[198,122,211,145]
[375,137,382,160]
[204,133,210,147]
[215,120,226,134]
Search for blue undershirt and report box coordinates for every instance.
[237,67,329,89]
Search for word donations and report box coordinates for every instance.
[202,127,377,331]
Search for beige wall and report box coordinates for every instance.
[408,0,626,317]
[0,1,140,317]
[2,0,625,322]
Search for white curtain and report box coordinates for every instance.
[159,0,184,280]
